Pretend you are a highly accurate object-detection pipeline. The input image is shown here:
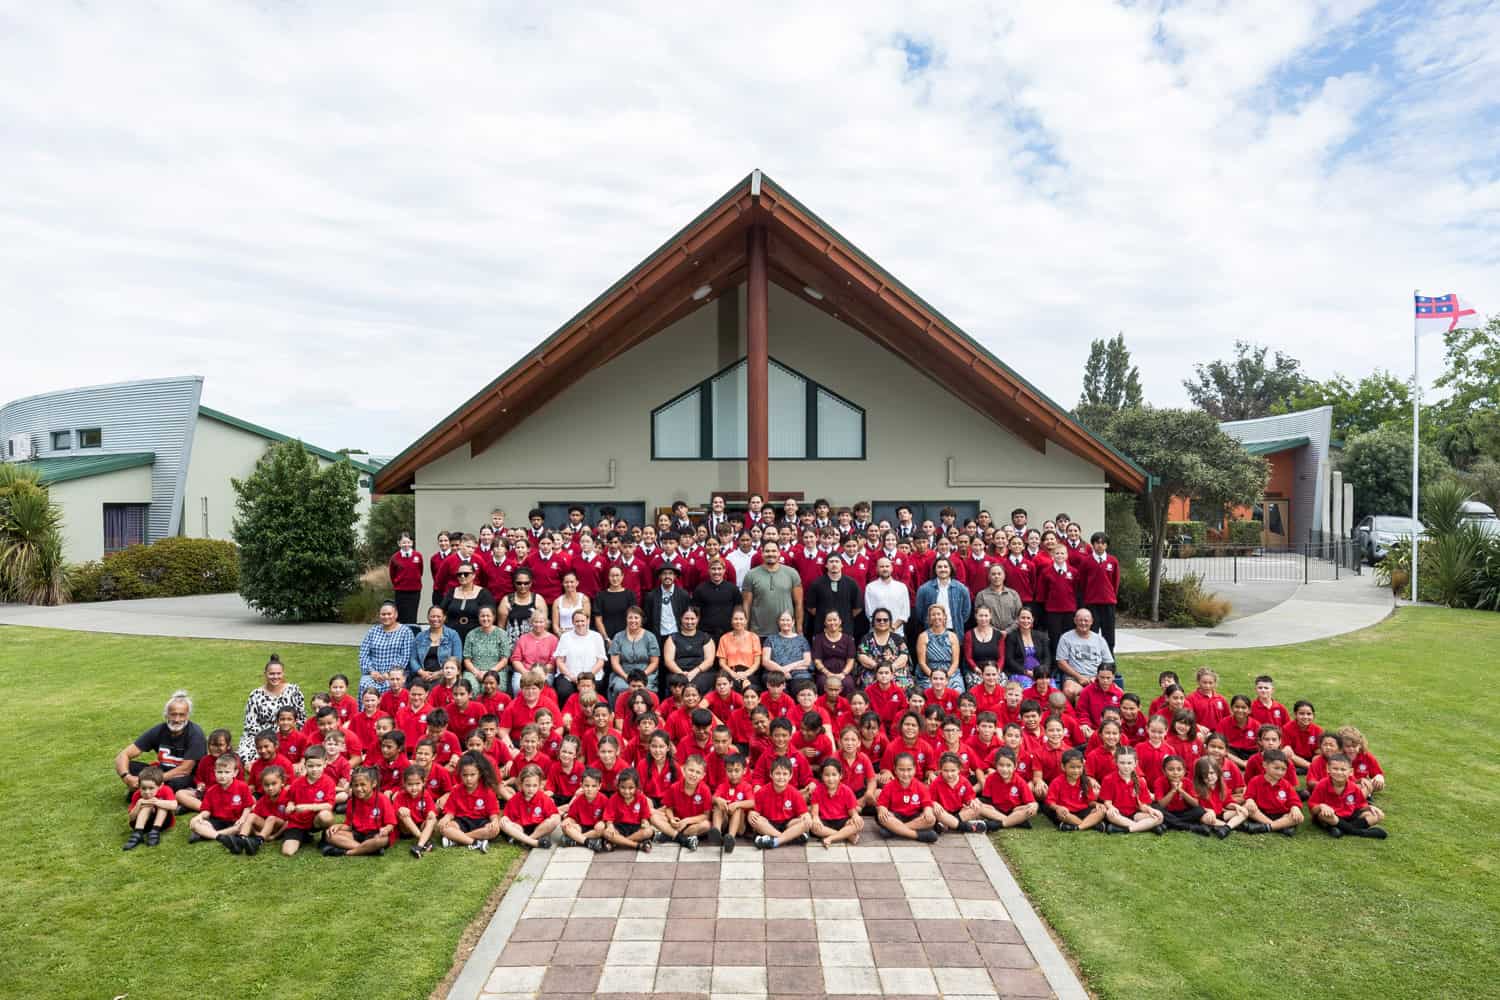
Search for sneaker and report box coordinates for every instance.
[584,837,604,853]
[122,832,144,851]
[722,833,735,854]
[964,820,988,834]
[1017,819,1034,829]
[1151,824,1167,836]
[1100,823,1122,835]
[799,832,810,845]
[984,819,1003,832]
[1189,824,1211,837]
[1212,825,1231,840]
[476,839,490,854]
[219,834,241,854]
[441,836,455,848]
[1356,827,1389,840]
[915,829,939,844]
[374,847,385,856]
[243,835,263,855]
[536,836,552,850]
[753,834,776,850]
[320,845,345,857]
[654,831,673,843]
[682,834,699,852]
[1242,822,1270,835]
[704,829,723,846]
[601,840,615,852]
[1057,823,1079,833]
[421,842,435,854]
[411,845,424,859]
[145,828,161,847]
[1324,824,1344,839]
[637,839,653,853]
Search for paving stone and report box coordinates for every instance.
[716,896,764,918]
[812,897,862,919]
[842,844,891,862]
[674,862,721,880]
[666,916,718,940]
[765,878,811,898]
[613,917,666,940]
[949,880,1000,900]
[931,842,976,861]
[590,847,636,865]
[764,897,814,919]
[668,896,720,918]
[854,879,908,898]
[935,965,998,994]
[673,879,721,897]
[899,877,952,898]
[715,917,767,940]
[817,940,874,967]
[764,939,820,965]
[938,862,986,881]
[767,964,825,994]
[869,940,917,966]
[594,964,656,992]
[570,896,623,917]
[905,896,960,920]
[923,939,982,965]
[849,861,898,880]
[522,896,574,918]
[916,917,967,942]
[815,918,868,942]
[858,897,911,919]
[713,939,767,965]
[603,938,661,966]
[548,939,609,964]
[562,916,617,940]
[540,964,602,993]
[804,844,849,862]
[877,966,938,994]
[578,877,631,898]
[864,918,920,942]
[619,896,671,917]
[710,965,768,993]
[977,942,1037,968]
[956,898,1008,920]
[893,860,942,879]
[533,877,583,897]
[495,939,556,966]
[764,917,815,941]
[658,939,715,965]
[720,878,766,899]
[543,860,593,880]
[484,965,546,993]
[763,860,809,878]
[821,965,882,994]
[964,919,1024,944]
[625,878,675,897]
[989,966,1053,996]
[509,918,565,941]
[654,965,712,992]
[809,877,857,897]
[800,860,850,878]
[637,843,681,862]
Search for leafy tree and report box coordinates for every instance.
[1340,423,1451,523]
[1104,407,1266,620]
[233,440,362,621]
[363,494,416,569]
[1461,457,1500,515]
[1275,370,1411,441]
[1432,315,1500,469]
[0,464,69,605]
[1075,332,1143,432]
[1184,340,1307,421]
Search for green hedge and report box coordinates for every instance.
[71,537,240,602]
[1226,519,1262,551]
[1166,520,1206,546]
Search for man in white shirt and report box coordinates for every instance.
[863,556,910,632]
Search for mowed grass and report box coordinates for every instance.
[0,628,521,1000]
[994,606,1500,1000]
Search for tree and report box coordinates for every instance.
[1074,332,1143,432]
[233,440,362,621]
[0,464,69,605]
[1432,315,1500,469]
[1105,408,1266,620]
[1340,423,1451,524]
[363,494,416,569]
[1275,370,1411,441]
[1184,340,1307,421]
[1461,457,1500,515]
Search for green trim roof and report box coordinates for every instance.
[1240,435,1310,456]
[28,452,155,485]
[198,406,378,473]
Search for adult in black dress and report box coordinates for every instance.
[593,564,635,642]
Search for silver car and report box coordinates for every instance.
[1353,515,1425,563]
[1460,500,1500,538]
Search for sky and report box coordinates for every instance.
[2,1,1497,458]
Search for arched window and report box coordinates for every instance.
[651,358,864,461]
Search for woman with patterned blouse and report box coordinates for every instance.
[462,605,513,687]
[236,654,306,763]
[856,610,911,690]
[358,600,415,697]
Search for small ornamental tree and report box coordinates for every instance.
[232,440,361,621]
[1105,407,1267,621]
[362,494,415,569]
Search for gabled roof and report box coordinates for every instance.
[1240,436,1310,456]
[28,452,155,485]
[374,170,1149,494]
[198,406,379,474]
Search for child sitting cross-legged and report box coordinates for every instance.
[875,751,939,843]
[748,756,813,850]
[1308,754,1388,840]
[187,753,253,852]
[322,766,397,857]
[498,763,561,849]
[124,765,178,850]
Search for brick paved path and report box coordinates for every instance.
[450,833,1084,999]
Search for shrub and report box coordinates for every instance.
[1472,536,1500,611]
[0,471,69,605]
[340,583,389,624]
[361,494,415,569]
[1428,524,1484,608]
[1226,519,1262,553]
[70,537,239,602]
[1165,521,1206,554]
[1117,566,1227,625]
[233,440,362,622]
[1104,493,1143,560]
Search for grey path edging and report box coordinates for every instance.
[447,846,551,1000]
[968,832,1088,1000]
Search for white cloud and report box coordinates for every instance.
[0,1,1494,455]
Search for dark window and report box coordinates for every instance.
[104,503,148,553]
[78,428,103,449]
[652,357,864,460]
[871,501,980,527]
[537,502,646,529]
[51,431,71,450]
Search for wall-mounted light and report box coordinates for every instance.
[692,284,712,301]
[803,286,824,301]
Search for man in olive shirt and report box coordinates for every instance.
[974,563,1023,634]
[742,540,803,636]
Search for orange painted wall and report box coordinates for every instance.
[1167,447,1299,532]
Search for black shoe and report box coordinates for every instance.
[584,837,604,853]
[654,831,672,844]
[411,845,424,859]
[145,828,161,847]
[219,834,242,854]
[722,834,735,854]
[1278,826,1297,837]
[984,819,1002,832]
[964,820,988,834]
[682,835,698,852]
[321,844,346,857]
[1100,823,1123,835]
[1242,822,1270,835]
[188,832,206,844]
[243,836,262,856]
[123,832,144,851]
[373,847,385,856]
[1212,825,1231,839]
[704,828,723,846]
[1151,824,1167,836]
[916,829,939,844]
[1189,824,1210,837]
[1057,822,1079,832]
[753,834,775,850]
[1324,824,1344,839]
[536,836,552,850]
[1356,827,1388,840]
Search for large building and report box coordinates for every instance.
[1,376,377,563]
[376,171,1147,583]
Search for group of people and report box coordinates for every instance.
[112,498,1388,856]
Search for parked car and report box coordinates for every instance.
[1353,515,1425,563]
[1459,500,1500,538]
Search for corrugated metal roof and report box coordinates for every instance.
[1240,435,1310,455]
[26,452,156,485]
[197,406,379,473]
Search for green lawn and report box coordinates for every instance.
[0,628,521,1000]
[996,606,1500,1000]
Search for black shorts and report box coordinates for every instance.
[613,822,641,837]
[820,816,849,831]
[454,816,492,834]
[979,796,1021,815]
[551,793,572,809]
[283,826,314,844]
[1262,810,1289,821]
[888,809,921,824]
[205,816,235,832]
[518,821,540,835]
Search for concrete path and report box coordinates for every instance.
[448,834,1084,1000]
[0,573,1394,656]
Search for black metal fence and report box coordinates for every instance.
[1131,538,1362,584]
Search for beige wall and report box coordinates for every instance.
[412,284,1106,590]
[51,464,154,564]
[183,416,372,541]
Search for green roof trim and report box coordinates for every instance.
[1239,436,1310,456]
[29,452,155,485]
[198,406,379,474]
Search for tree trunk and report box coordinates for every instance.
[1148,497,1167,622]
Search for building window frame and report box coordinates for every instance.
[103,503,149,553]
[77,427,103,449]
[650,356,865,461]
[50,430,72,451]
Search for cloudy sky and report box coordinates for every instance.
[2,1,1496,456]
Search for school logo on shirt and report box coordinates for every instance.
[902,794,914,805]
[1277,790,1287,800]
[475,797,485,808]
[231,794,242,804]
[693,794,703,803]
[783,799,793,809]
[532,806,543,817]
[1346,794,1356,805]
[372,807,382,819]
[315,790,325,800]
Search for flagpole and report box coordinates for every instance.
[1411,288,1420,604]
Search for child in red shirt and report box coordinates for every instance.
[1305,731,1344,789]
[793,711,835,768]
[1281,700,1322,772]
[1308,755,1387,839]
[1085,719,1125,782]
[748,757,812,850]
[875,752,938,843]
[242,765,290,854]
[1184,667,1229,734]
[439,752,503,851]
[1337,726,1385,798]
[930,753,989,834]
[394,764,439,857]
[936,717,981,780]
[546,735,586,808]
[274,707,310,773]
[652,754,714,850]
[638,732,681,806]
[182,728,240,813]
[324,766,397,856]
[499,763,561,849]
[976,749,1038,830]
[327,673,359,725]
[712,754,758,852]
[728,687,762,747]
[189,753,255,851]
[1164,711,1205,769]
[1098,746,1164,834]
[1045,749,1104,831]
[281,748,337,856]
[1242,750,1304,836]
[809,758,864,847]
[1192,756,1246,835]
[561,769,609,851]
[879,713,936,784]
[123,765,178,850]
[603,768,656,852]
[753,718,815,792]
[249,731,295,798]
[1249,675,1290,729]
